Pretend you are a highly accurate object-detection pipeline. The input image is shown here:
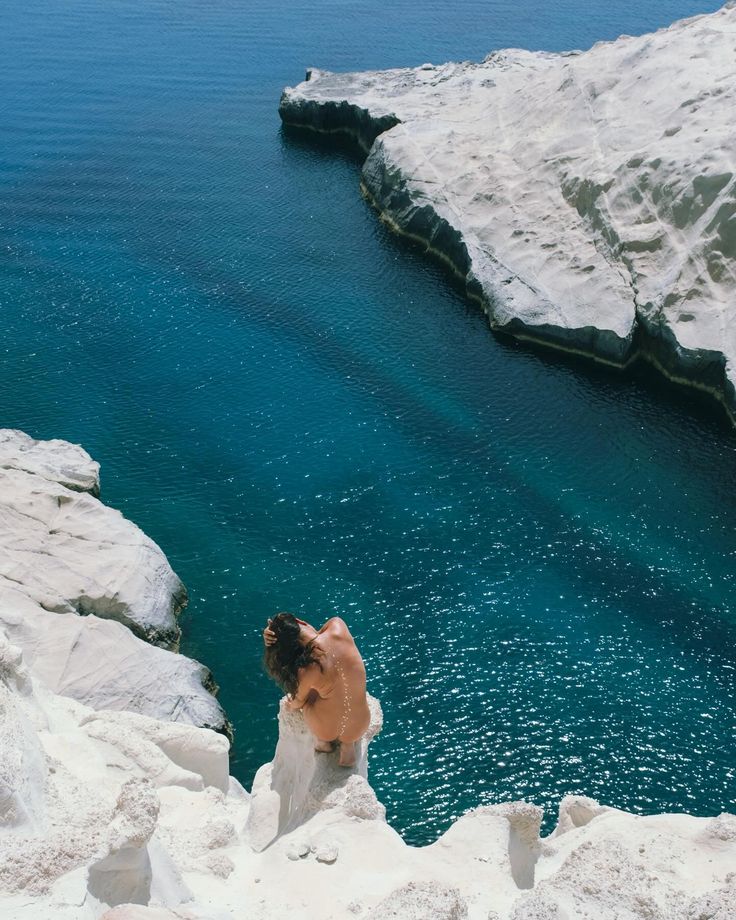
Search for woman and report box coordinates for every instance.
[263,612,370,768]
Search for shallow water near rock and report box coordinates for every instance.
[0,0,733,844]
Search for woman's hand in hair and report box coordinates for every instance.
[263,620,277,646]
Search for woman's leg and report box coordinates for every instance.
[338,740,356,767]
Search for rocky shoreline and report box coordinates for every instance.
[0,430,228,735]
[279,3,736,425]
[1,431,734,919]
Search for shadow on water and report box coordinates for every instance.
[496,334,736,436]
[279,122,368,166]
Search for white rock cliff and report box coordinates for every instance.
[0,430,227,732]
[0,432,734,919]
[279,2,736,422]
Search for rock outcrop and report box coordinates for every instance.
[245,694,384,852]
[0,629,237,920]
[1,433,734,919]
[279,2,736,423]
[0,430,184,648]
[0,429,227,732]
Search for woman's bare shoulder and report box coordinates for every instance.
[321,616,351,636]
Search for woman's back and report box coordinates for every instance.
[263,612,370,767]
[304,618,370,753]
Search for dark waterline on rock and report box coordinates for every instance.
[0,0,733,844]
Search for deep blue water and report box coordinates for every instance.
[1,0,734,844]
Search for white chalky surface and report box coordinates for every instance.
[0,434,733,920]
[0,429,226,731]
[0,429,184,647]
[281,2,736,415]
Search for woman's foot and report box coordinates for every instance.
[314,738,335,753]
[338,741,357,768]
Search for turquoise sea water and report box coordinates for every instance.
[1,0,734,844]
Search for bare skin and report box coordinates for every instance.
[263,616,370,767]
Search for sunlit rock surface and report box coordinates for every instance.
[2,636,734,919]
[0,429,226,731]
[0,432,733,919]
[0,429,185,648]
[280,2,736,421]
[0,590,225,730]
[0,429,101,495]
[245,694,384,852]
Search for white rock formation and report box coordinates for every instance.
[0,630,237,920]
[1,431,733,918]
[0,430,227,732]
[0,589,225,730]
[3,635,734,920]
[0,430,184,648]
[0,429,101,496]
[280,2,736,422]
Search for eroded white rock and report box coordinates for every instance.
[0,429,184,648]
[0,430,227,734]
[280,3,736,420]
[0,429,100,496]
[245,694,384,852]
[0,584,226,732]
[365,881,468,920]
[3,629,735,920]
[1,432,734,920]
[0,634,238,919]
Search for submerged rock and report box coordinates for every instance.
[280,3,736,422]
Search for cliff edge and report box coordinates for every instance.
[1,433,734,920]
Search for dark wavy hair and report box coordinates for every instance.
[263,612,322,698]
